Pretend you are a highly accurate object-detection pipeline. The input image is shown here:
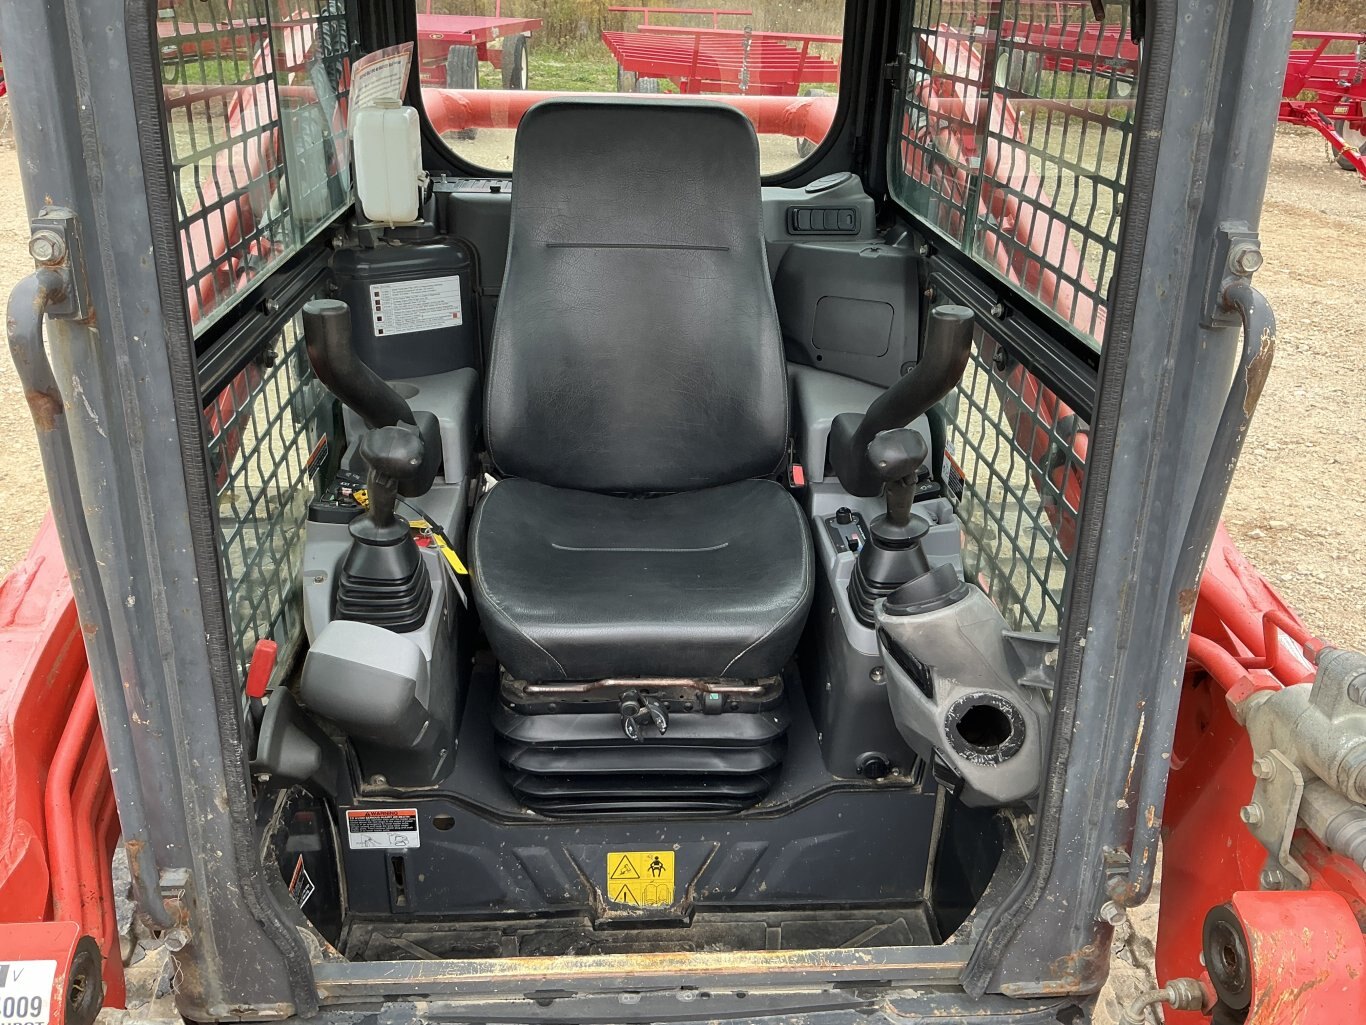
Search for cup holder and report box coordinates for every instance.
[945,692,1026,765]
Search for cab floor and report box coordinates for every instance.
[343,905,937,960]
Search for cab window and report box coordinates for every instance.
[415,2,847,174]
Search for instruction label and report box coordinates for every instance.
[346,808,421,850]
[0,961,56,1025]
[370,275,463,337]
[606,850,675,907]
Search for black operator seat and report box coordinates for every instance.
[470,98,813,682]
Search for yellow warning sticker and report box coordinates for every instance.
[606,850,675,907]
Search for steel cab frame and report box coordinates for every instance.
[0,0,1300,1021]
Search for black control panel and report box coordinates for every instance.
[308,469,366,525]
[786,206,858,234]
[433,177,512,194]
[824,507,870,555]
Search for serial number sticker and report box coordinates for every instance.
[606,850,675,907]
[345,808,421,850]
[0,960,56,1025]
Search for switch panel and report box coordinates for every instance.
[787,206,859,235]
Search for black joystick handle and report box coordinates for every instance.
[302,298,417,430]
[867,427,929,528]
[829,304,974,498]
[355,424,425,542]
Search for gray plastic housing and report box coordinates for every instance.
[876,586,1055,807]
[807,482,962,778]
[774,238,921,389]
[339,366,479,489]
[299,364,475,789]
[301,571,457,787]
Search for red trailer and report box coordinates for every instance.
[603,24,840,95]
[1280,30,1366,178]
[603,4,839,97]
[415,4,542,90]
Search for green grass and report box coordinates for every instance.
[480,40,620,91]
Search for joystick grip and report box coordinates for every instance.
[358,424,424,534]
[829,304,974,498]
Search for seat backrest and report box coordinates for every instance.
[485,98,788,493]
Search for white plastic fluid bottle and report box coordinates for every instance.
[353,98,423,224]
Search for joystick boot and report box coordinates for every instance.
[334,423,432,632]
[847,427,933,627]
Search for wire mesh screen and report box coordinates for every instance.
[157,0,353,333]
[945,331,1088,632]
[893,0,1137,346]
[205,311,330,685]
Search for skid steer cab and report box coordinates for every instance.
[0,1,1362,1024]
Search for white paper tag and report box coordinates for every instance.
[370,275,463,337]
[346,808,421,850]
[0,961,57,1025]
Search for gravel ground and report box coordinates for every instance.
[0,119,1362,1014]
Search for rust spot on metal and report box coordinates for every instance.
[1033,944,1108,995]
[1244,331,1276,417]
[1178,587,1198,635]
[24,388,63,432]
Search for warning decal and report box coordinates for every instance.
[345,808,421,850]
[606,850,675,907]
[370,275,462,337]
[288,854,316,910]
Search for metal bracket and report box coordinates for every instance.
[28,207,90,322]
[1201,221,1262,329]
[1246,749,1310,888]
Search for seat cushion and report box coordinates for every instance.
[471,478,813,681]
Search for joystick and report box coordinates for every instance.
[846,427,933,626]
[333,423,433,632]
[825,303,975,626]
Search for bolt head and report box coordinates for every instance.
[1347,676,1366,706]
[1252,755,1276,779]
[1239,803,1263,825]
[28,230,65,265]
[990,302,1007,319]
[870,666,885,684]
[1260,867,1284,890]
[1230,244,1264,275]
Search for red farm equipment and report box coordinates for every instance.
[0,2,1364,1025]
[414,2,541,90]
[1280,29,1366,179]
[603,5,840,94]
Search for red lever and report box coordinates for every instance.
[245,638,278,700]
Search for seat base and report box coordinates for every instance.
[470,478,814,682]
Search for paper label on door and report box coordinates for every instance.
[606,850,675,907]
[346,808,421,849]
[370,275,462,337]
[0,961,57,1025]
